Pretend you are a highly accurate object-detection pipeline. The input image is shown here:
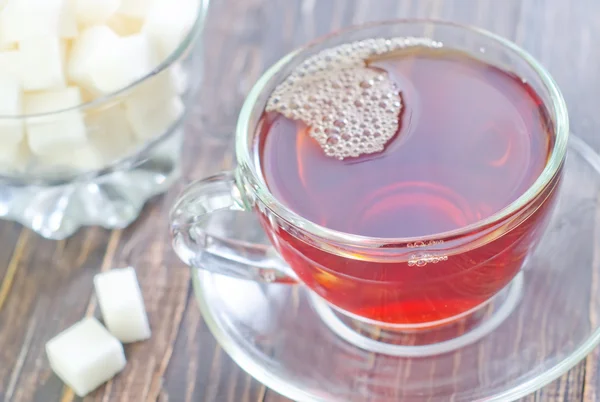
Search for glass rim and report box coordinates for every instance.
[236,19,570,247]
[0,0,209,185]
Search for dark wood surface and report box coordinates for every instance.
[0,0,599,401]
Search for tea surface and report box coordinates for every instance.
[258,46,552,238]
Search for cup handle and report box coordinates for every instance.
[169,171,298,284]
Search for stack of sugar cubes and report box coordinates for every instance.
[0,0,199,172]
[46,267,152,397]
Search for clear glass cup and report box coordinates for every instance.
[0,0,209,240]
[170,20,568,350]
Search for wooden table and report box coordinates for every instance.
[1,0,599,401]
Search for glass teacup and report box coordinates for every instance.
[170,20,568,349]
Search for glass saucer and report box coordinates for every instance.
[192,134,600,402]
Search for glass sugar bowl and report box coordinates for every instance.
[0,0,208,239]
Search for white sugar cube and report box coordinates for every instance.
[126,95,184,140]
[106,13,143,36]
[89,33,158,94]
[123,69,184,139]
[87,106,135,160]
[0,0,77,47]
[143,0,199,60]
[0,141,30,170]
[25,87,83,114]
[46,317,126,397]
[0,50,23,81]
[0,73,23,144]
[72,145,105,170]
[74,0,121,26]
[68,25,120,94]
[0,42,16,51]
[20,37,66,91]
[118,0,149,19]
[40,143,104,171]
[94,267,151,343]
[60,0,79,38]
[135,67,182,100]
[25,88,87,155]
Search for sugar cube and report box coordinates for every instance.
[46,317,126,397]
[143,0,199,60]
[118,0,149,19]
[68,26,120,94]
[60,0,79,38]
[0,41,16,51]
[25,87,87,155]
[123,68,184,136]
[40,143,105,171]
[19,37,66,91]
[0,141,29,170]
[88,33,159,94]
[106,13,143,36]
[74,0,121,27]
[0,73,23,145]
[136,67,182,100]
[0,0,77,47]
[0,50,22,81]
[86,106,136,161]
[94,267,151,343]
[126,95,184,140]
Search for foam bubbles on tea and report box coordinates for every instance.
[266,37,437,159]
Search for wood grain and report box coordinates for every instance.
[0,0,598,401]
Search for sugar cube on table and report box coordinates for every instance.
[0,73,23,145]
[74,0,121,27]
[24,87,87,155]
[94,267,151,343]
[0,0,77,48]
[46,317,126,398]
[19,37,66,91]
[143,0,200,60]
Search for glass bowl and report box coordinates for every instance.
[0,0,209,239]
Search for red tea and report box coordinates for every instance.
[255,42,557,325]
